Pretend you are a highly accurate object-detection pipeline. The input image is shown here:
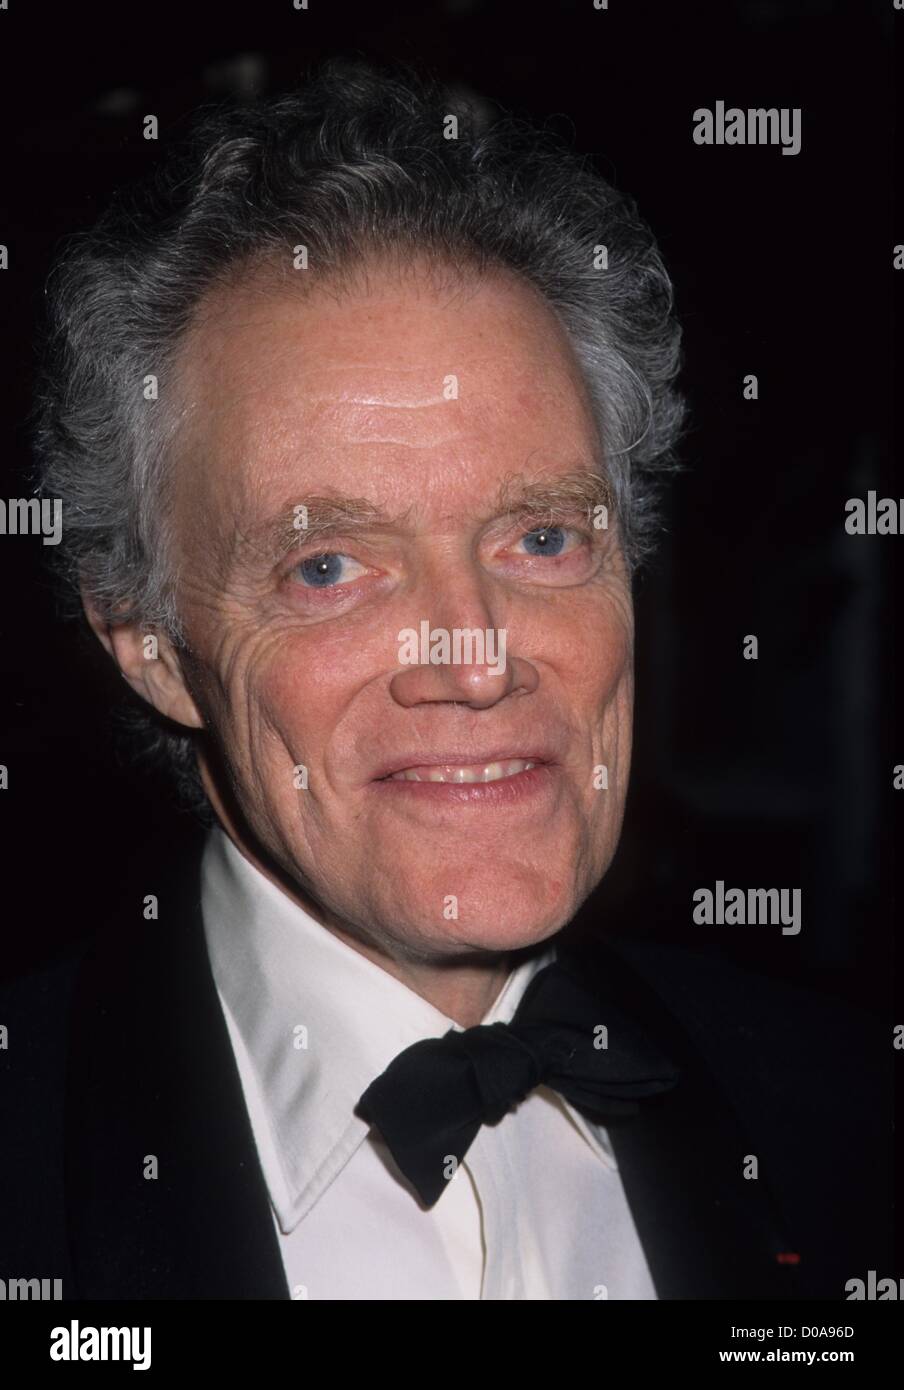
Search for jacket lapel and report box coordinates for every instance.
[64,829,290,1299]
[572,937,807,1300]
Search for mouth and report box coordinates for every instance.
[383,758,540,785]
[369,752,558,810]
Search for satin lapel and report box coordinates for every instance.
[64,831,289,1300]
[567,939,807,1300]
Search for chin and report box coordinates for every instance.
[389,869,581,956]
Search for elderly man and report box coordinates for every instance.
[0,60,888,1301]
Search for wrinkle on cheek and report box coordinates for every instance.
[561,616,632,718]
[571,601,633,827]
[233,640,338,802]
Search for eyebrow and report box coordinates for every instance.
[495,469,613,524]
[229,467,614,571]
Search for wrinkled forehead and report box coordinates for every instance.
[166,252,604,545]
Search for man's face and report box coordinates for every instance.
[166,257,634,963]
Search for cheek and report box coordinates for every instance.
[601,636,632,708]
[557,607,633,713]
[191,626,310,772]
[242,652,316,758]
[239,634,365,775]
[566,613,633,804]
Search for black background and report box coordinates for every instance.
[0,0,898,1032]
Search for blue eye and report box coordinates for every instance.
[520,526,568,556]
[294,553,358,588]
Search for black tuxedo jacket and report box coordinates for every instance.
[0,828,892,1300]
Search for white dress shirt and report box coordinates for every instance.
[200,826,657,1300]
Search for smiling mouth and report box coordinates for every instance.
[386,759,539,784]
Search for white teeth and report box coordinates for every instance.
[390,759,538,784]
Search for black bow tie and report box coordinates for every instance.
[355,956,679,1207]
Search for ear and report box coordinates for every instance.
[82,591,204,730]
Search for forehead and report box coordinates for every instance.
[170,256,601,524]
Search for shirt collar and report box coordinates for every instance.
[201,826,613,1232]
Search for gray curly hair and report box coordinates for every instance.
[33,57,685,817]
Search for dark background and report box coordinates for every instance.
[0,0,898,1023]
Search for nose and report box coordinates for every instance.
[389,646,539,709]
[388,569,539,710]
